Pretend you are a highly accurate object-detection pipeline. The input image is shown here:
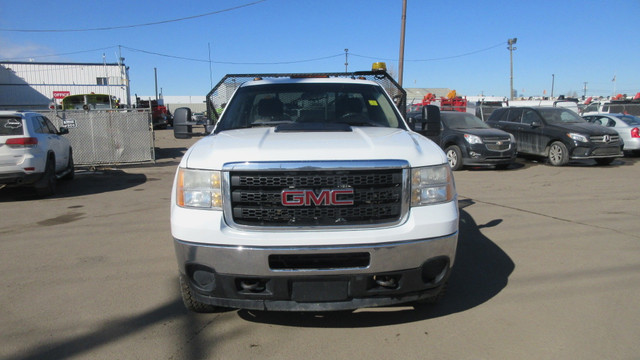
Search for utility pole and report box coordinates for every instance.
[507,38,517,100]
[551,74,555,98]
[154,67,158,101]
[398,0,407,86]
[583,82,588,98]
[208,42,213,89]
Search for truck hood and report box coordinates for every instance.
[182,127,447,169]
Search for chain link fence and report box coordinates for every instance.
[42,110,155,166]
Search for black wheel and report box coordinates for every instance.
[62,149,74,180]
[179,275,219,313]
[595,158,614,166]
[445,145,463,171]
[34,157,56,197]
[548,141,569,166]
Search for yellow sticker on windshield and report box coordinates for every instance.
[368,100,379,106]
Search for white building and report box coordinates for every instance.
[0,61,131,110]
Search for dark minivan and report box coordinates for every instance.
[487,107,623,166]
[426,111,516,170]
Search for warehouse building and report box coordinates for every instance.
[0,61,131,110]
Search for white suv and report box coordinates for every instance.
[0,111,74,196]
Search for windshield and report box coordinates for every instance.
[538,108,585,124]
[441,112,490,129]
[215,82,404,132]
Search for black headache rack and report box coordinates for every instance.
[172,70,406,139]
[205,70,407,125]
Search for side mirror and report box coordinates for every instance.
[530,121,541,128]
[58,127,69,135]
[421,105,441,137]
[173,107,193,139]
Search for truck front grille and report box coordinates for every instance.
[225,162,408,228]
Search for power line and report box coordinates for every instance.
[0,1,266,33]
[2,41,507,66]
[351,42,505,62]
[1,46,118,61]
[119,41,507,65]
[121,46,343,65]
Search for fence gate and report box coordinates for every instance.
[43,110,155,166]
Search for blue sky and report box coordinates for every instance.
[1,0,638,99]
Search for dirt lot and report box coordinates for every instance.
[2,129,639,360]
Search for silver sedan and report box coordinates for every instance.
[583,113,640,154]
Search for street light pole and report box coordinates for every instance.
[508,38,517,100]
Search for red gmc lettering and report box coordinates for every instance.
[330,189,355,205]
[281,189,354,206]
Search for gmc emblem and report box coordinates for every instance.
[281,189,354,206]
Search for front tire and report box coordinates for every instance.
[445,145,463,171]
[179,275,219,313]
[548,141,569,166]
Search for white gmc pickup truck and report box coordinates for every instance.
[170,70,459,312]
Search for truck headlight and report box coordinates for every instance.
[176,168,222,209]
[567,133,589,143]
[411,164,456,206]
[464,134,483,144]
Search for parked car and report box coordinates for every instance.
[429,111,516,170]
[406,105,423,125]
[191,112,207,125]
[0,111,74,196]
[582,113,640,155]
[487,107,623,166]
